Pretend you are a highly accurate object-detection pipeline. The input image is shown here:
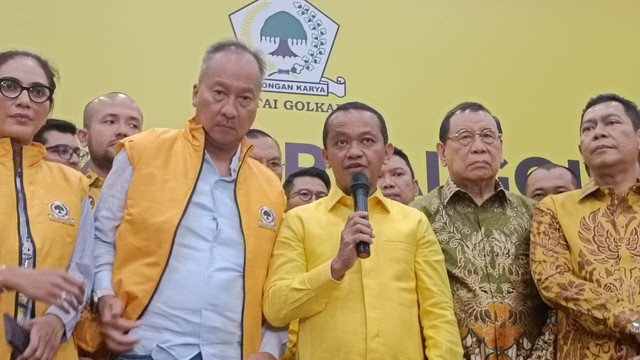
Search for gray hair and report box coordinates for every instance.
[198,40,266,83]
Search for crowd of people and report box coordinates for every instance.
[0,39,639,360]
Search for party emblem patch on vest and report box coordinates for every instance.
[48,201,75,226]
[258,206,277,231]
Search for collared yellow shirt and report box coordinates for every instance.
[264,186,463,360]
[531,179,640,359]
[84,168,104,211]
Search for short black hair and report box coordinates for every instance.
[246,128,280,150]
[283,167,331,196]
[439,102,503,142]
[581,93,640,131]
[246,128,273,140]
[391,147,415,179]
[33,118,78,145]
[322,102,388,148]
[525,163,580,190]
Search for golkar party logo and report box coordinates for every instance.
[230,1,346,97]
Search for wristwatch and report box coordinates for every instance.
[630,318,640,335]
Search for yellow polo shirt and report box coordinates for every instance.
[264,186,462,360]
[85,168,104,211]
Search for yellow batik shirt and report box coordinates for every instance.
[263,186,463,360]
[531,179,640,359]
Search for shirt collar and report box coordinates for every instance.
[442,177,507,205]
[229,144,242,179]
[183,117,246,180]
[205,143,242,180]
[578,177,640,200]
[324,184,392,214]
[578,178,600,200]
[85,168,105,188]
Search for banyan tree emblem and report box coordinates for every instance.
[230,1,347,97]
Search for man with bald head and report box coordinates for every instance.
[77,92,143,208]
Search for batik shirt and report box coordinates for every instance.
[412,178,553,360]
[530,179,640,359]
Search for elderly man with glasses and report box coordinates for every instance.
[411,102,554,359]
[33,118,88,171]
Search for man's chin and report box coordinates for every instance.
[464,169,498,181]
[97,150,115,166]
[587,156,624,172]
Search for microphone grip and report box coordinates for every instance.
[356,242,370,259]
[354,192,370,258]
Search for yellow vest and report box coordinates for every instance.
[0,137,89,360]
[75,119,286,359]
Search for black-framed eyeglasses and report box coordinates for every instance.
[447,129,501,146]
[46,145,88,162]
[0,77,54,104]
[289,189,328,202]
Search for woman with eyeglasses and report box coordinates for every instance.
[0,50,94,360]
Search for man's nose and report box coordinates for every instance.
[115,123,135,138]
[469,135,488,153]
[346,144,364,158]
[220,97,239,119]
[68,153,80,168]
[380,174,395,188]
[592,122,609,140]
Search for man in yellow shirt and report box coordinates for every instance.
[263,101,463,360]
[77,92,143,209]
[530,93,640,358]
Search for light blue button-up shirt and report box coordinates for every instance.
[93,147,286,359]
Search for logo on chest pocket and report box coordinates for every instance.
[258,206,277,231]
[48,201,75,226]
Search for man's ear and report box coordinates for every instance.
[412,179,420,196]
[384,143,394,162]
[192,83,199,107]
[77,129,88,147]
[436,142,447,167]
[322,148,331,169]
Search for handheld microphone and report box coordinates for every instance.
[350,172,371,259]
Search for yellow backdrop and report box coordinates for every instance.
[4,0,639,194]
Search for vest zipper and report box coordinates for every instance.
[136,147,206,320]
[234,147,251,360]
[12,143,37,324]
